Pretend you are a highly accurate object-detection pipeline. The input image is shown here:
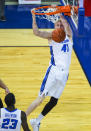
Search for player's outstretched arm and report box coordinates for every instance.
[31,9,52,39]
[60,15,72,39]
[0,79,10,95]
[21,111,31,131]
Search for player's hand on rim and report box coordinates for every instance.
[31,8,35,16]
[31,8,35,13]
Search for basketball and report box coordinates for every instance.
[52,28,66,43]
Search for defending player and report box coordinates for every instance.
[0,79,10,108]
[26,9,73,131]
[0,93,31,131]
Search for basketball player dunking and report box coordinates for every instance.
[26,9,73,131]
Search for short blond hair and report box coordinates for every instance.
[54,19,62,25]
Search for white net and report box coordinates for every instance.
[64,0,78,6]
[71,6,78,24]
[35,7,60,23]
[33,5,78,24]
[64,0,78,25]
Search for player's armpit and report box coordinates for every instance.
[21,111,31,131]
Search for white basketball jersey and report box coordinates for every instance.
[0,108,21,131]
[49,35,73,73]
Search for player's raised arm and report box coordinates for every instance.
[0,79,10,95]
[60,15,72,39]
[21,111,31,131]
[31,9,52,39]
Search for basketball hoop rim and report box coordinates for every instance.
[32,5,72,16]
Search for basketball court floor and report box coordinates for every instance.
[0,0,91,130]
[0,29,90,131]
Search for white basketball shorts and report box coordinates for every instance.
[39,65,68,99]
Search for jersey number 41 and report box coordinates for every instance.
[61,44,69,52]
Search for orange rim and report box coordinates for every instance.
[32,5,71,16]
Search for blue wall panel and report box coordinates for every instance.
[0,5,54,29]
[73,35,91,85]
[73,16,91,85]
